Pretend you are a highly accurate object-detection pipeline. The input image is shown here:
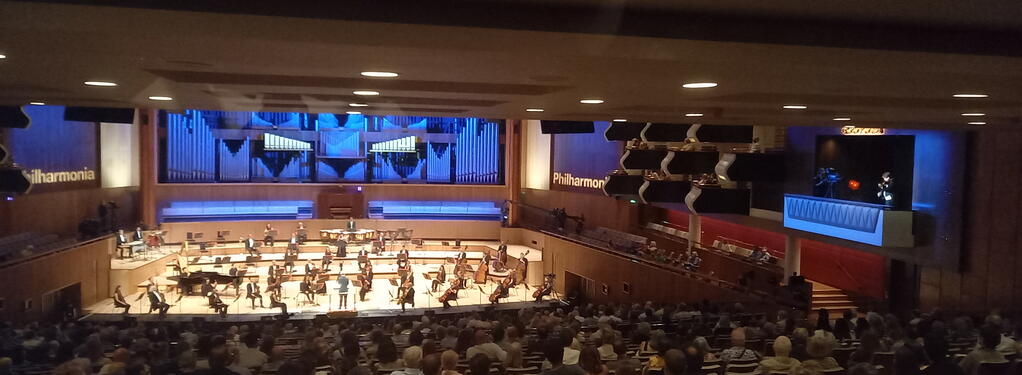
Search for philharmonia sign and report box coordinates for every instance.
[552,172,605,190]
[26,168,97,184]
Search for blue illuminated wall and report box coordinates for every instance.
[550,121,621,194]
[159,110,503,185]
[5,106,100,192]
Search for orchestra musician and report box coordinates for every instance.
[287,232,300,254]
[533,273,555,303]
[334,238,348,258]
[208,289,228,317]
[296,221,307,244]
[336,273,350,310]
[112,285,131,314]
[269,288,288,316]
[146,287,170,318]
[246,279,264,309]
[304,260,318,277]
[432,264,447,293]
[133,226,145,242]
[398,277,415,312]
[299,275,317,304]
[263,224,276,246]
[439,277,462,309]
[358,262,373,302]
[357,248,370,271]
[321,253,333,272]
[223,264,242,293]
[489,275,512,304]
[513,250,530,286]
[474,253,490,285]
[116,229,132,258]
[244,234,260,256]
[397,246,410,260]
[397,257,411,283]
[496,242,508,270]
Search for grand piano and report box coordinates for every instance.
[168,271,242,295]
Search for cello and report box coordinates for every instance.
[489,274,512,303]
[474,254,490,285]
[533,273,554,300]
[438,277,461,304]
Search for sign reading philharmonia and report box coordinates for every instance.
[552,172,605,190]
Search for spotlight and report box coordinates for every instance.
[84,81,118,87]
[360,71,398,78]
[682,82,718,89]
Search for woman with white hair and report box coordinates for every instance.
[801,335,841,373]
[756,336,802,374]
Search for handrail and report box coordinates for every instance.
[0,234,112,270]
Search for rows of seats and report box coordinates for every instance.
[160,200,315,222]
[0,232,76,263]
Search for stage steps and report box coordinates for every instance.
[810,281,861,312]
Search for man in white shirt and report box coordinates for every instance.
[466,330,509,365]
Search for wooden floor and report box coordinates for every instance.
[85,242,553,322]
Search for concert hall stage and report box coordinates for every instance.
[83,239,549,322]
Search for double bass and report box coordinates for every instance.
[473,254,490,285]
[510,250,530,287]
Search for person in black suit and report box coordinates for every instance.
[147,288,170,317]
[208,290,228,317]
[263,224,276,246]
[432,264,447,293]
[287,232,300,255]
[244,234,259,256]
[200,280,215,298]
[270,289,288,317]
[357,248,370,271]
[321,253,333,272]
[133,226,145,242]
[268,261,280,278]
[336,274,350,310]
[304,260,317,277]
[399,279,415,312]
[117,229,132,258]
[299,275,316,304]
[335,239,348,258]
[296,221,307,244]
[113,285,131,314]
[246,280,264,309]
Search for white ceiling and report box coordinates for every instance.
[0,1,1020,129]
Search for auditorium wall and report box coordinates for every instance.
[0,237,112,323]
[919,130,1022,312]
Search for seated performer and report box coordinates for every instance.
[304,260,318,277]
[244,234,260,256]
[269,288,288,316]
[299,275,317,304]
[246,279,264,309]
[397,246,410,261]
[116,229,132,259]
[321,253,333,272]
[534,274,555,303]
[496,242,508,269]
[112,285,131,314]
[358,264,373,302]
[397,258,411,282]
[357,248,370,271]
[268,260,280,277]
[133,226,145,242]
[147,287,170,318]
[263,224,276,246]
[287,232,300,254]
[208,289,228,317]
[296,221,307,244]
[336,273,350,310]
[432,264,447,293]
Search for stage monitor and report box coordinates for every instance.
[541,121,594,134]
[64,107,136,124]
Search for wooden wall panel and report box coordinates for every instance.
[0,186,139,237]
[919,130,1022,312]
[0,237,112,323]
[520,188,638,233]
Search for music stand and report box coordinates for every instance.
[217,231,230,244]
[245,255,261,266]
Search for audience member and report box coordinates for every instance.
[958,325,1006,375]
[756,336,801,374]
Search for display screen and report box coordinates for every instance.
[814,135,915,210]
[5,106,100,192]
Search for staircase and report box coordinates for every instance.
[810,281,861,312]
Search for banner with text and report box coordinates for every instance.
[550,121,621,194]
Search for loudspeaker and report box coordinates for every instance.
[0,144,9,164]
[64,106,136,124]
[0,167,32,195]
[540,121,594,134]
[0,106,31,129]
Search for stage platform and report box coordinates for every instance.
[91,239,547,322]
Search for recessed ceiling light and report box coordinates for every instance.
[612,118,627,122]
[783,105,807,110]
[148,96,173,101]
[360,71,398,78]
[961,113,985,117]
[525,108,544,112]
[579,99,605,104]
[953,94,988,98]
[0,54,6,59]
[28,102,45,106]
[968,122,986,125]
[353,90,380,96]
[349,103,369,107]
[84,81,118,87]
[833,117,852,121]
[684,113,704,117]
[682,82,718,89]
[346,111,362,115]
